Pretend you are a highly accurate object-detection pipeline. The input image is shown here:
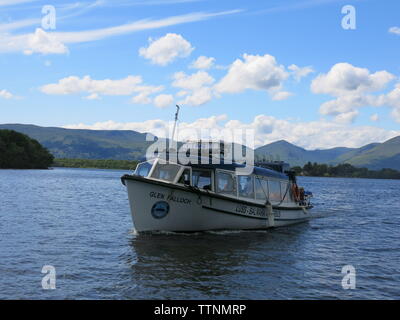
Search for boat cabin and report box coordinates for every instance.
[134,157,297,205]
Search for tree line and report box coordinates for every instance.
[292,162,400,179]
[2,128,398,178]
[0,129,54,169]
[53,158,138,170]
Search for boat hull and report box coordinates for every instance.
[122,175,311,232]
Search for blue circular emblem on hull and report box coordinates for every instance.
[151,201,170,219]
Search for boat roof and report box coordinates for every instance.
[153,156,288,179]
[191,162,288,180]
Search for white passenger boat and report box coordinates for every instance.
[121,152,313,233]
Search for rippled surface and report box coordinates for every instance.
[0,168,399,299]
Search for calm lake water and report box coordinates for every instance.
[0,168,399,299]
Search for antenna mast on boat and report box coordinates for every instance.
[171,104,180,142]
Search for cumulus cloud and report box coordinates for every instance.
[288,64,314,81]
[333,110,359,124]
[214,54,289,95]
[172,70,214,90]
[370,113,379,122]
[0,89,14,99]
[311,63,394,96]
[383,83,400,122]
[178,87,214,106]
[389,27,400,35]
[0,28,69,55]
[190,56,215,69]
[172,70,215,106]
[154,94,174,108]
[23,28,68,55]
[40,75,164,102]
[139,33,194,66]
[272,91,293,101]
[311,63,396,122]
[85,93,101,100]
[63,114,400,150]
[132,92,152,104]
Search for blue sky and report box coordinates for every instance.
[1,0,400,149]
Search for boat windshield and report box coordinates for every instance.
[192,170,212,190]
[150,162,181,182]
[134,160,154,177]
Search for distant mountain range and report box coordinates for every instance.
[1,123,399,170]
[0,124,154,160]
[255,137,400,170]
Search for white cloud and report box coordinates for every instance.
[63,114,400,150]
[0,28,69,55]
[41,75,141,95]
[41,75,164,102]
[0,89,14,99]
[312,63,396,122]
[214,54,289,94]
[383,83,400,122]
[23,28,68,55]
[154,94,174,108]
[85,93,101,100]
[178,87,213,106]
[176,90,189,97]
[318,82,400,123]
[272,91,293,101]
[172,70,215,106]
[0,10,240,54]
[172,70,214,90]
[389,26,400,35]
[131,85,164,104]
[370,113,379,122]
[132,92,152,104]
[190,56,215,69]
[318,94,376,117]
[139,33,194,65]
[333,110,359,124]
[311,63,394,96]
[288,64,314,81]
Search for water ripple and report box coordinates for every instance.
[0,169,399,299]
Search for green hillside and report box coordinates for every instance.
[0,129,53,169]
[1,123,399,171]
[255,137,400,170]
[0,124,155,160]
[255,140,354,167]
[344,136,400,170]
[335,143,380,163]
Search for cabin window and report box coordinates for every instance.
[178,169,191,185]
[150,163,181,182]
[238,175,254,199]
[216,171,236,196]
[268,180,281,202]
[255,177,268,200]
[135,161,153,177]
[192,170,212,190]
